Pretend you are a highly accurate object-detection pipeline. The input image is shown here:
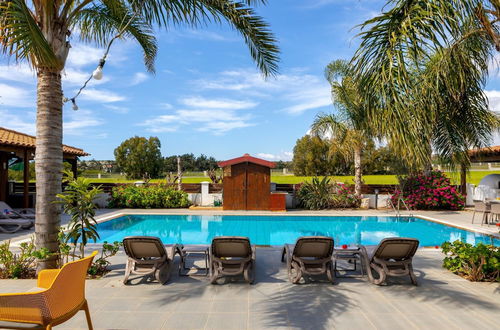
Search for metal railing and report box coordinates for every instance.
[387,197,413,217]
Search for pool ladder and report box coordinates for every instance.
[388,197,413,218]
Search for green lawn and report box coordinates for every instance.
[82,170,500,185]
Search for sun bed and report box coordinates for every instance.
[0,201,35,219]
[359,237,419,285]
[209,236,256,284]
[0,216,34,233]
[122,236,183,285]
[0,251,97,329]
[281,236,335,284]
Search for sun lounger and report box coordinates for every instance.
[122,236,182,285]
[360,237,419,285]
[209,236,256,284]
[281,236,335,284]
[0,201,35,219]
[0,217,34,233]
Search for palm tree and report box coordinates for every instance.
[351,0,499,170]
[311,60,374,196]
[0,0,279,270]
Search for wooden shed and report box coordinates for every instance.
[218,154,275,210]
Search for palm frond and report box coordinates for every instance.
[0,0,58,68]
[73,1,158,72]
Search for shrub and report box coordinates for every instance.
[109,184,191,208]
[441,240,499,282]
[0,239,47,279]
[392,170,465,210]
[297,177,361,210]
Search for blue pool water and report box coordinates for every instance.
[94,215,500,246]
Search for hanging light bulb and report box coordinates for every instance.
[92,59,106,80]
[71,98,78,111]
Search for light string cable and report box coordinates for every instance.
[64,5,140,110]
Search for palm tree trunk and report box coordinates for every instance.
[35,69,63,271]
[354,146,362,197]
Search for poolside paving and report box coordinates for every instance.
[0,248,498,329]
[0,208,499,329]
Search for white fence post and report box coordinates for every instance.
[201,181,210,206]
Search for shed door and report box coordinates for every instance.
[223,163,247,210]
[246,163,270,210]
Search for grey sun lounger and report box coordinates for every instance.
[0,216,34,233]
[209,236,256,284]
[281,236,335,284]
[122,236,183,285]
[360,237,419,286]
[0,201,36,219]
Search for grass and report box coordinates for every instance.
[81,170,500,185]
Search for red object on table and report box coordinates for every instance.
[342,244,348,249]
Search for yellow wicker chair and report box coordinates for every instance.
[0,251,97,330]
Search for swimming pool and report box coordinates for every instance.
[94,215,500,247]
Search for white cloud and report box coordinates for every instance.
[64,109,104,136]
[179,96,258,109]
[161,103,173,109]
[486,90,500,112]
[256,151,293,161]
[140,97,255,135]
[103,104,129,114]
[192,69,332,115]
[66,44,103,67]
[79,88,126,103]
[62,68,109,86]
[0,109,35,134]
[130,72,149,86]
[0,64,35,84]
[0,84,35,107]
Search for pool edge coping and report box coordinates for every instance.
[94,209,500,240]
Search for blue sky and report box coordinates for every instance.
[1,0,500,161]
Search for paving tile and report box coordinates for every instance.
[173,298,214,313]
[364,312,418,330]
[248,313,289,330]
[162,312,209,330]
[326,311,376,330]
[403,313,458,329]
[211,299,249,313]
[205,312,249,330]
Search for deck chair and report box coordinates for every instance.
[472,200,490,225]
[0,251,97,330]
[281,236,335,284]
[0,201,35,220]
[209,236,255,284]
[360,237,419,286]
[122,236,182,285]
[0,217,34,233]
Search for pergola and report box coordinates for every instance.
[0,127,89,208]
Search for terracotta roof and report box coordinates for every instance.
[469,146,500,156]
[218,153,276,168]
[0,127,89,156]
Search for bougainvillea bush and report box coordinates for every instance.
[297,177,361,210]
[391,170,465,210]
[109,184,191,208]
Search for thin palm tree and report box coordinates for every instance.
[351,0,499,170]
[0,0,279,270]
[311,60,374,196]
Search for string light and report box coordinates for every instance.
[63,9,138,111]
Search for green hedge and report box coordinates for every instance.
[108,184,191,208]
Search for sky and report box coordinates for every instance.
[1,0,500,162]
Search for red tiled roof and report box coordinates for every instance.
[469,146,500,156]
[218,153,276,168]
[0,127,89,156]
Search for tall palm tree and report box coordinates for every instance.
[0,0,279,270]
[311,60,374,196]
[351,0,499,170]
